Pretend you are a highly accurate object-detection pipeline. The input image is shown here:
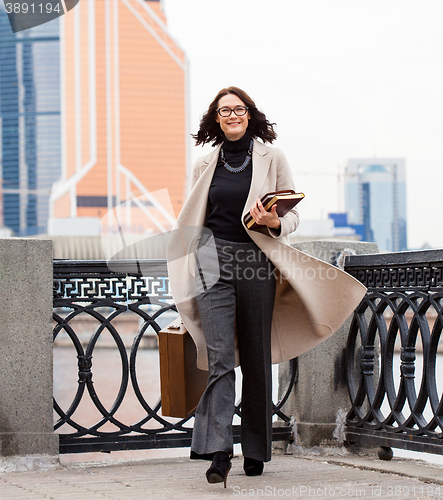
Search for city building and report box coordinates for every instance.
[0,13,61,236]
[344,158,407,252]
[0,0,188,237]
[289,213,361,244]
[50,0,188,237]
[328,212,363,240]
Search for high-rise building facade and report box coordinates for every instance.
[0,13,61,235]
[344,158,407,252]
[0,0,188,236]
[50,0,188,236]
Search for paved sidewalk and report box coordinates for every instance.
[1,452,443,500]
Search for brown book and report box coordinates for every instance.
[243,190,305,232]
[158,318,208,418]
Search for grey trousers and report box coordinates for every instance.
[191,237,276,462]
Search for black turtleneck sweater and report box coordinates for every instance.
[206,131,253,242]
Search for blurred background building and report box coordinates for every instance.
[0,0,188,240]
[291,157,408,253]
[0,14,61,236]
[344,158,407,252]
[1,1,410,256]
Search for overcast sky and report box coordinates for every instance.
[163,0,443,250]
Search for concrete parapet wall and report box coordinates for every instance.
[0,238,58,462]
[38,234,168,260]
[279,240,378,449]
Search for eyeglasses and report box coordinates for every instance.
[216,106,248,117]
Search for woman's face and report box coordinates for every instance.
[216,94,250,141]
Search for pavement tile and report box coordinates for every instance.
[1,453,443,500]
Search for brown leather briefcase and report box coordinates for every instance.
[158,318,208,418]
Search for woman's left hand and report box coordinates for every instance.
[249,198,281,229]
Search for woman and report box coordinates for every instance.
[167,87,366,487]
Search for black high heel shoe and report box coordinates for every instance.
[243,457,264,476]
[206,451,232,488]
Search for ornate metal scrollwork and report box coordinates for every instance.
[345,250,443,455]
[53,259,296,454]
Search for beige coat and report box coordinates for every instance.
[167,139,367,371]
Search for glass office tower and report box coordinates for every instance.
[49,0,188,235]
[344,158,407,252]
[1,0,187,237]
[0,11,61,235]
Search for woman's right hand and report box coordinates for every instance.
[249,198,281,229]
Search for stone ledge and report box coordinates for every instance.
[0,454,60,473]
[0,432,59,458]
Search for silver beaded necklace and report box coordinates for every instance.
[220,139,253,174]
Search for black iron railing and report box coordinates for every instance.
[53,260,296,454]
[344,249,443,455]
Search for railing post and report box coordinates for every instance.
[278,240,378,449]
[0,239,59,471]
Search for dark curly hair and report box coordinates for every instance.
[192,87,277,146]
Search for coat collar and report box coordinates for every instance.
[202,138,269,165]
[243,139,272,218]
[191,138,272,221]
